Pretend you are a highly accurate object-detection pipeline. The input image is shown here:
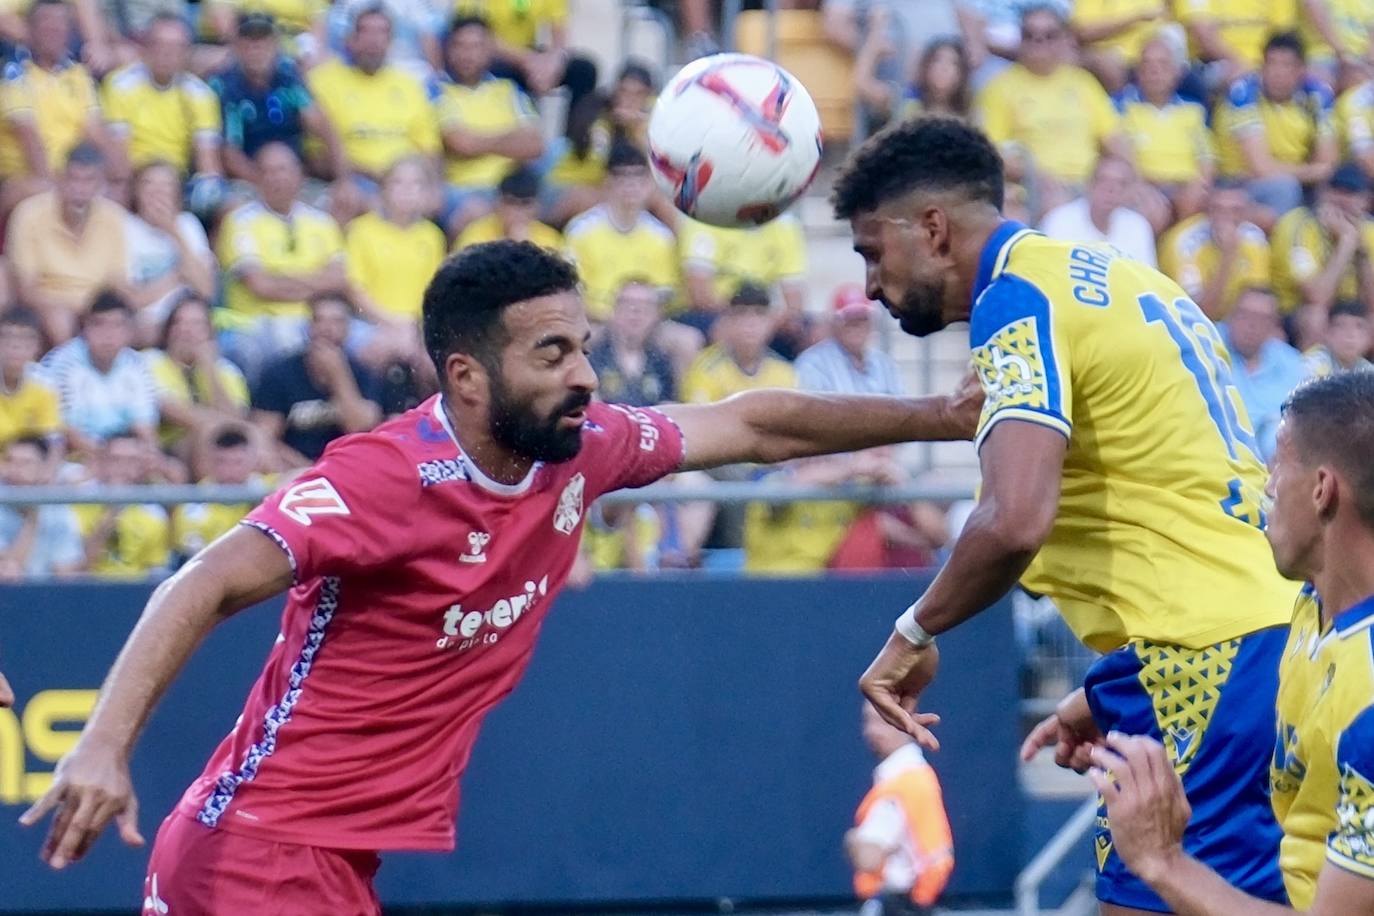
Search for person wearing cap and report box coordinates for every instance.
[211,13,349,194]
[0,0,114,218]
[1271,161,1374,316]
[453,166,562,251]
[795,285,903,397]
[1213,32,1337,227]
[434,15,544,238]
[682,283,795,405]
[203,0,329,55]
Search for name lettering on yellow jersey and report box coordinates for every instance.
[1069,246,1114,307]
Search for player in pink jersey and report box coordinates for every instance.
[21,241,981,914]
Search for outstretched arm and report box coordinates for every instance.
[19,526,292,868]
[660,377,983,471]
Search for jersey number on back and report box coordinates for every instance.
[1138,293,1267,529]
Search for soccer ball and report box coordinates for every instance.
[647,53,823,228]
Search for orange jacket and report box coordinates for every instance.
[853,762,954,907]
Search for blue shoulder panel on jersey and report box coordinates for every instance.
[970,272,1070,439]
[971,219,1031,302]
[1227,75,1261,108]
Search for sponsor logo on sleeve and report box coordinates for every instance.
[278,478,350,526]
[611,404,662,453]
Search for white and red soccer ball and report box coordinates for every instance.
[647,53,823,228]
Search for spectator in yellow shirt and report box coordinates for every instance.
[143,294,250,459]
[306,6,440,218]
[171,424,267,562]
[216,142,348,385]
[1271,162,1374,316]
[1334,75,1374,179]
[1302,298,1373,375]
[1214,32,1337,226]
[76,433,171,580]
[678,211,809,353]
[1158,178,1272,319]
[6,143,128,344]
[101,14,223,211]
[0,0,112,218]
[1117,35,1214,229]
[564,141,678,322]
[454,166,563,251]
[975,5,1129,210]
[1299,0,1374,86]
[1070,0,1171,94]
[545,60,655,227]
[1176,0,1295,82]
[452,0,597,130]
[434,15,543,236]
[345,155,444,373]
[681,283,796,403]
[0,306,60,450]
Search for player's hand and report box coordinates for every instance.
[1088,734,1190,885]
[943,370,985,440]
[0,670,13,708]
[858,632,941,751]
[1019,687,1103,772]
[19,741,145,869]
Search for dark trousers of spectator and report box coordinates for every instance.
[491,54,599,133]
[859,894,931,916]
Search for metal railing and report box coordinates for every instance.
[0,481,977,508]
[1014,797,1099,916]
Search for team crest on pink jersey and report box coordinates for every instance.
[553,473,585,535]
[278,478,350,526]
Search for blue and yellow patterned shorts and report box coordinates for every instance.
[1085,626,1289,912]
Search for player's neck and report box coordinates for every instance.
[955,211,1005,310]
[1313,529,1374,626]
[442,398,536,485]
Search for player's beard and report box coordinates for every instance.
[888,279,948,338]
[487,374,592,463]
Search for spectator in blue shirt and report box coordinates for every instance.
[1222,285,1311,461]
[212,14,350,192]
[39,289,159,456]
[0,436,84,580]
[795,284,903,396]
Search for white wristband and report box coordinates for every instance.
[895,604,935,648]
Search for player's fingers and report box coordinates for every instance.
[1020,715,1060,762]
[18,783,63,827]
[1089,744,1133,798]
[1087,767,1120,805]
[115,799,144,848]
[1106,733,1155,794]
[865,689,936,749]
[47,792,101,869]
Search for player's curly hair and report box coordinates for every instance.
[831,116,1004,221]
[1283,371,1374,528]
[423,240,580,377]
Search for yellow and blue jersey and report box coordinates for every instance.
[1214,74,1334,178]
[1273,588,1374,909]
[1115,87,1214,185]
[970,221,1297,652]
[433,73,538,187]
[101,64,221,173]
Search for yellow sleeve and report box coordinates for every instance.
[1243,236,1271,286]
[344,219,371,288]
[0,68,31,121]
[969,274,1074,448]
[319,213,345,259]
[435,86,461,130]
[217,210,259,273]
[116,507,170,575]
[1157,226,1183,282]
[99,73,130,130]
[33,381,60,436]
[679,219,718,269]
[974,76,1013,146]
[186,79,221,136]
[770,217,806,279]
[1085,73,1120,142]
[408,81,441,156]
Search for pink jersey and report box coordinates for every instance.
[176,396,684,851]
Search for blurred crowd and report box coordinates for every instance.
[5,0,1374,581]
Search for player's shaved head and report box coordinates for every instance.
[423,241,581,377]
[1283,372,1374,529]
[831,117,1004,221]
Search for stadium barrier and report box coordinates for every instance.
[0,574,1019,912]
